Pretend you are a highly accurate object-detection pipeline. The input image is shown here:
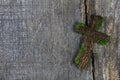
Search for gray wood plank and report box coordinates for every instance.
[87,0,120,80]
[0,0,93,80]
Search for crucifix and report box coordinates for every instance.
[74,15,110,69]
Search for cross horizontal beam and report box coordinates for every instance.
[75,27,110,42]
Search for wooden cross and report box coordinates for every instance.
[74,15,110,69]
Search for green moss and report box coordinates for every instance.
[75,56,79,65]
[75,23,86,29]
[74,43,85,65]
[96,19,103,30]
[96,40,108,45]
[79,43,85,53]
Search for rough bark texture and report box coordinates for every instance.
[0,0,119,80]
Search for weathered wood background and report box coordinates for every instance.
[0,0,119,80]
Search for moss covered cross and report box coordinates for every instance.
[74,15,110,69]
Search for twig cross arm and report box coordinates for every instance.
[74,15,110,69]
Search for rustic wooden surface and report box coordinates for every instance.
[87,0,120,80]
[0,0,119,80]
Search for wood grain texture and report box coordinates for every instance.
[0,0,93,80]
[87,0,120,80]
[0,0,119,80]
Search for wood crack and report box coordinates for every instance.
[84,0,96,80]
[84,0,88,25]
[91,53,96,80]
